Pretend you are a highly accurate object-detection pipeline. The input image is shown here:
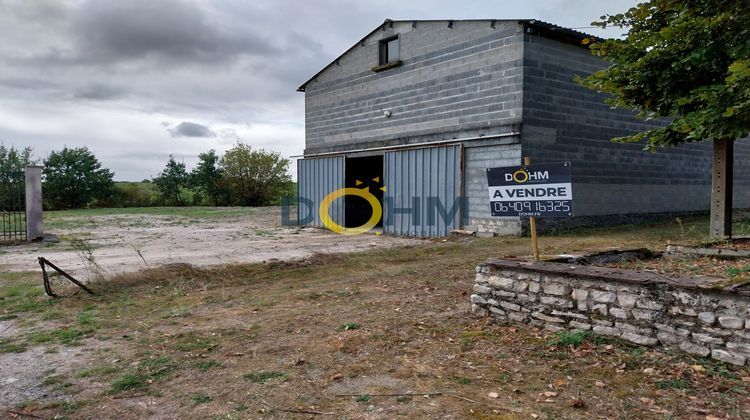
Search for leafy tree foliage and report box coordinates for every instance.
[153,156,189,205]
[220,143,291,206]
[190,150,227,206]
[0,144,33,183]
[580,0,749,148]
[43,147,115,209]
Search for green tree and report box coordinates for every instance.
[43,147,115,209]
[0,144,33,183]
[153,155,189,205]
[580,0,749,238]
[190,150,227,206]
[220,143,291,206]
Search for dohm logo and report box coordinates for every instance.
[319,187,382,235]
[505,169,549,184]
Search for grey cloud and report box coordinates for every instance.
[73,84,127,101]
[169,121,216,138]
[66,0,278,67]
[0,77,59,90]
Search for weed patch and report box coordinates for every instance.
[189,393,213,405]
[548,331,591,348]
[243,371,286,383]
[110,373,147,393]
[26,327,85,346]
[355,395,371,403]
[195,360,221,371]
[170,332,218,353]
[655,378,690,389]
[0,338,27,353]
[726,265,750,278]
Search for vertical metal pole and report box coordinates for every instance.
[524,157,540,261]
[710,139,733,239]
[25,165,43,241]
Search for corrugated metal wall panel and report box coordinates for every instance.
[383,145,462,236]
[297,156,345,227]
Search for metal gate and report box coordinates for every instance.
[297,156,345,227]
[383,145,463,236]
[1,171,27,244]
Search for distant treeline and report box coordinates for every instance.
[0,143,295,210]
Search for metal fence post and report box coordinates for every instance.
[25,165,43,241]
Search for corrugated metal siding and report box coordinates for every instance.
[383,145,462,236]
[297,156,345,227]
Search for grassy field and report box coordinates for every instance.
[43,207,263,231]
[2,213,750,418]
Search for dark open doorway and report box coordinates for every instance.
[345,155,383,228]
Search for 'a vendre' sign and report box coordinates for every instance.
[486,162,573,218]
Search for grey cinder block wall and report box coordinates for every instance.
[520,34,750,226]
[299,19,750,236]
[303,20,524,153]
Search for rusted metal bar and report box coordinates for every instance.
[38,257,95,296]
[38,257,56,297]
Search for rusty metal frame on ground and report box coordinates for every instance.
[38,257,95,297]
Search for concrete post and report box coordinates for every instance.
[25,165,43,241]
[709,139,733,239]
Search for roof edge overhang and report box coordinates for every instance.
[296,19,604,93]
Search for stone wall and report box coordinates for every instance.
[471,258,750,366]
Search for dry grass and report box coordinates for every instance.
[2,215,750,418]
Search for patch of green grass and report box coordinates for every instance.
[726,265,750,278]
[339,322,360,331]
[547,331,592,348]
[452,376,471,385]
[243,371,286,383]
[161,307,191,318]
[189,393,213,405]
[0,279,52,314]
[42,374,72,390]
[697,358,739,380]
[62,400,84,415]
[44,207,258,229]
[171,332,218,353]
[138,356,177,379]
[460,336,473,351]
[355,394,371,403]
[0,338,27,353]
[195,360,221,371]
[42,375,65,386]
[110,373,147,393]
[655,378,690,389]
[76,310,98,328]
[0,314,18,320]
[26,327,85,345]
[41,310,65,320]
[109,356,177,394]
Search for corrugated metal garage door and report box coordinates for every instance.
[297,156,345,227]
[383,145,463,236]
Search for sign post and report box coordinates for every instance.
[486,161,573,261]
[524,157,540,260]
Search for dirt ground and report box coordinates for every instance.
[2,211,750,419]
[0,207,421,278]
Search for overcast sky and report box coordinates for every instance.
[0,0,636,181]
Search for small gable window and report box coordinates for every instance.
[372,36,402,72]
[379,36,399,65]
